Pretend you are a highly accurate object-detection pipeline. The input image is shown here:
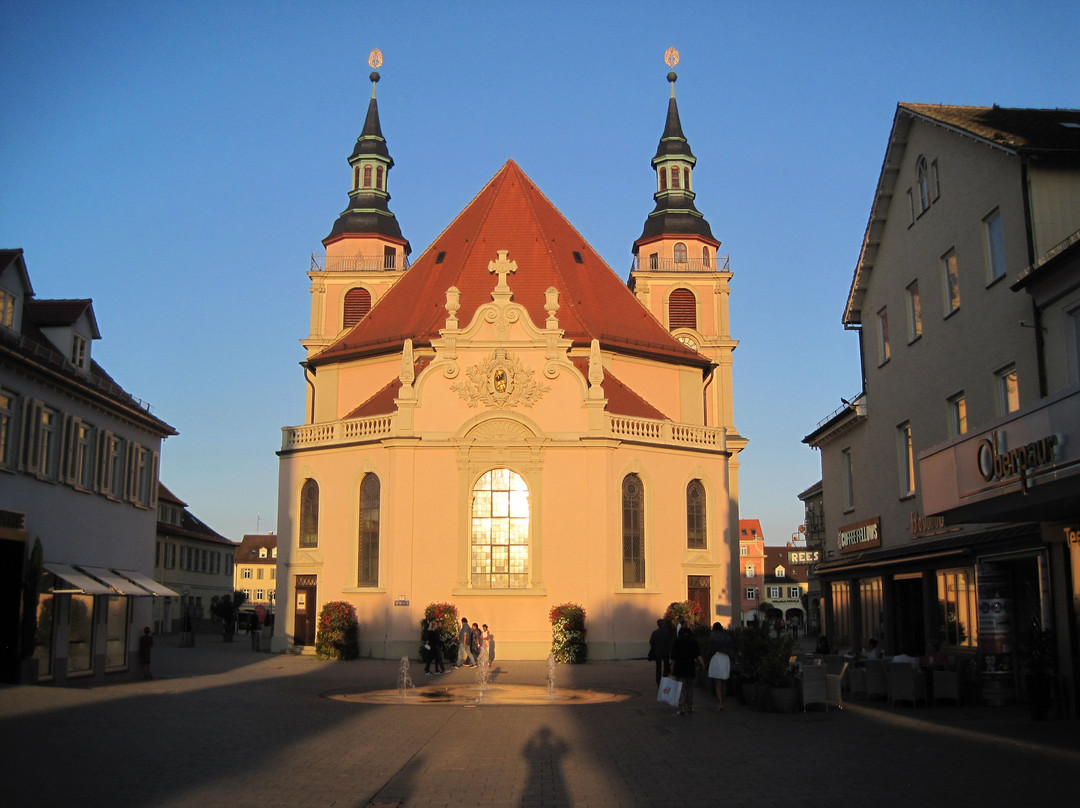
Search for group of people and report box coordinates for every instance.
[423,617,495,675]
[649,618,733,715]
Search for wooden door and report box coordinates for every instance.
[293,575,317,646]
[688,575,711,624]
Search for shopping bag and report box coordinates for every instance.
[657,676,682,706]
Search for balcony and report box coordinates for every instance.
[310,252,410,272]
[281,412,726,453]
[630,255,730,273]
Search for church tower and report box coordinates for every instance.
[303,49,411,358]
[628,50,746,592]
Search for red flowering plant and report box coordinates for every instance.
[420,602,459,660]
[549,602,587,664]
[315,600,359,660]
[663,600,704,631]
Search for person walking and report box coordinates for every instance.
[457,618,474,667]
[138,626,154,679]
[706,622,733,711]
[470,622,482,664]
[670,625,703,715]
[481,623,493,664]
[424,621,445,675]
[648,619,675,686]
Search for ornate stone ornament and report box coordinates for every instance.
[451,350,550,409]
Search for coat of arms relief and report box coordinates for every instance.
[451,350,550,408]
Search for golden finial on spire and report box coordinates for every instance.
[664,47,680,68]
[368,48,384,70]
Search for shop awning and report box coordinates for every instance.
[112,569,180,597]
[75,565,150,596]
[43,563,113,595]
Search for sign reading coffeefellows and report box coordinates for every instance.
[838,518,881,554]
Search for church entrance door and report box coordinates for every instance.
[293,575,317,646]
[688,575,711,624]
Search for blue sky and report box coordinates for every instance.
[3,1,1078,546]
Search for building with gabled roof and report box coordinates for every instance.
[805,103,1080,713]
[154,483,237,634]
[738,519,766,625]
[233,532,277,619]
[0,248,177,683]
[275,59,743,658]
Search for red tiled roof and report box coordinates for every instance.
[310,160,705,368]
[739,519,764,540]
[343,358,431,419]
[568,358,670,420]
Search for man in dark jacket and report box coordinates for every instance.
[649,619,675,685]
[671,627,703,714]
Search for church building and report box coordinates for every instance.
[274,53,745,659]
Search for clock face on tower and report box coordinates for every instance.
[677,334,699,351]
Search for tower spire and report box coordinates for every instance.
[633,48,716,249]
[323,48,410,252]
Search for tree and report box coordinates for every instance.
[210,591,247,641]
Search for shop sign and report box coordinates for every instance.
[910,511,946,538]
[976,432,1059,483]
[788,549,820,565]
[838,518,881,554]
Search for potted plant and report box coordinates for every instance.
[549,602,587,663]
[734,624,774,710]
[315,601,360,660]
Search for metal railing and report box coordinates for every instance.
[310,253,411,272]
[630,255,730,273]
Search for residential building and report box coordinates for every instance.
[0,249,176,683]
[234,533,277,617]
[797,480,824,635]
[763,545,808,631]
[275,58,742,658]
[738,519,766,625]
[804,105,1080,714]
[154,483,236,633]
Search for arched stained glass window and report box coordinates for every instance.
[358,473,380,586]
[669,288,696,330]
[471,468,529,589]
[687,480,706,549]
[299,479,319,548]
[343,288,372,329]
[622,474,644,587]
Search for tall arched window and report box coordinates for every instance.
[670,166,680,189]
[358,473,380,586]
[353,166,360,190]
[702,247,710,267]
[362,165,373,188]
[471,468,529,589]
[343,288,372,329]
[376,166,385,190]
[687,479,706,549]
[659,170,667,191]
[673,242,688,263]
[622,474,645,587]
[683,167,690,190]
[916,156,930,212]
[299,478,319,548]
[669,288,696,329]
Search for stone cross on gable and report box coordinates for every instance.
[488,250,517,295]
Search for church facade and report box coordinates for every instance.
[274,62,744,659]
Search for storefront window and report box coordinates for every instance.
[937,567,976,649]
[830,581,852,645]
[105,596,130,670]
[68,594,95,674]
[858,577,884,645]
[33,593,54,677]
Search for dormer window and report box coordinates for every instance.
[363,165,373,188]
[259,547,267,558]
[272,547,277,559]
[670,166,680,189]
[71,333,88,368]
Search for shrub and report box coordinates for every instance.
[420,602,459,660]
[663,600,705,632]
[549,602,587,664]
[315,600,359,660]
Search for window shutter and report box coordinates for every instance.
[343,288,372,329]
[669,289,697,330]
